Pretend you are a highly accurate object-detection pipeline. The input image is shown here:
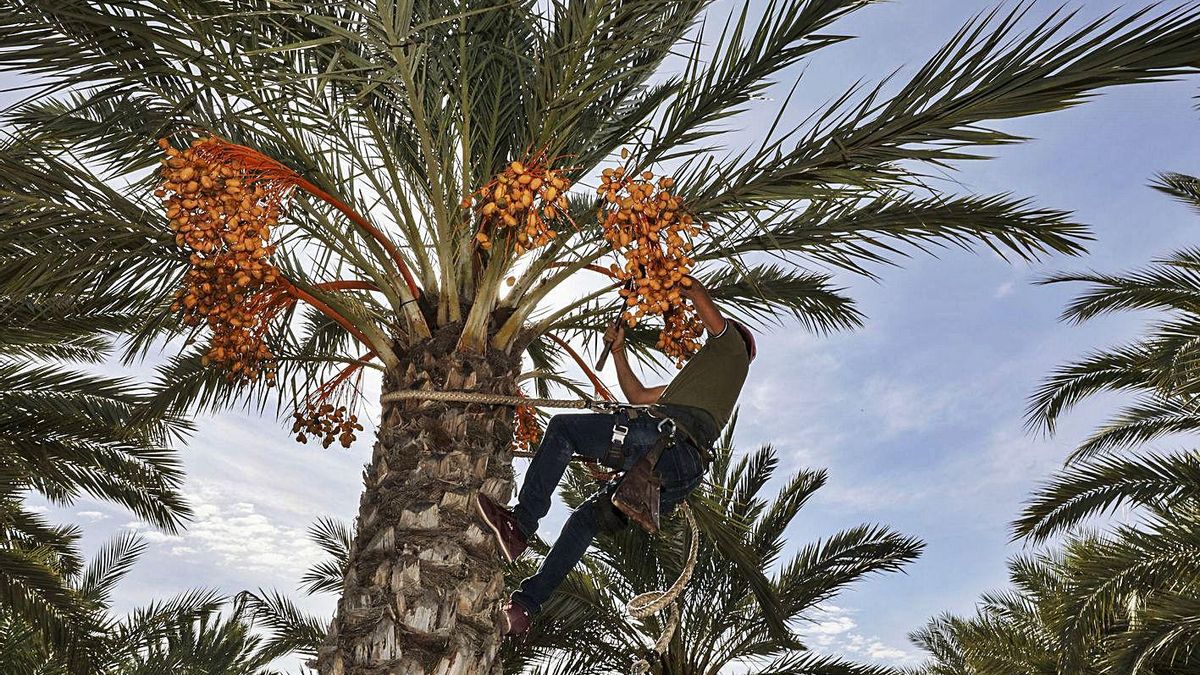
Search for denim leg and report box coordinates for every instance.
[656,441,706,513]
[659,472,704,519]
[510,419,707,614]
[512,493,602,614]
[512,413,615,537]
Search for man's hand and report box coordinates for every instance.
[604,321,626,353]
[680,274,705,301]
[679,273,727,335]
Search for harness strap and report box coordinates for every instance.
[647,405,714,464]
[604,404,662,468]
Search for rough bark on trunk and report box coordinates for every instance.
[316,325,521,675]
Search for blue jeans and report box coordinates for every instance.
[511,412,706,614]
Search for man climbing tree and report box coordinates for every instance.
[476,275,756,635]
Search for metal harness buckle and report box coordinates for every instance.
[656,416,676,439]
[611,423,630,447]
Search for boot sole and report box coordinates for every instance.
[475,494,519,563]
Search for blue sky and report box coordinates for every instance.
[16,0,1200,670]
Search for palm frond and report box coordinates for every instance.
[1044,247,1200,324]
[1014,450,1200,543]
[1025,343,1160,434]
[76,530,146,607]
[300,517,351,596]
[234,589,326,662]
[1153,172,1200,213]
[713,193,1086,280]
[1070,395,1200,461]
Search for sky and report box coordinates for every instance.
[14,0,1200,671]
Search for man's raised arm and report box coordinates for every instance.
[605,322,666,405]
[681,276,727,335]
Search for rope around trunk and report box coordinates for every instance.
[381,388,593,409]
[382,386,699,671]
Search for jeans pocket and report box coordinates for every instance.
[660,471,703,514]
[660,442,704,485]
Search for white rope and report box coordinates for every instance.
[381,388,593,409]
[628,503,700,674]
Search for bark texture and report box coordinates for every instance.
[316,325,521,675]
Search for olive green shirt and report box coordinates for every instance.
[657,322,751,447]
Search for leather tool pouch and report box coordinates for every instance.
[612,436,668,535]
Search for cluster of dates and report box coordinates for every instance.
[464,158,573,254]
[158,137,284,383]
[597,162,705,366]
[291,403,364,449]
[512,404,543,454]
[160,136,368,449]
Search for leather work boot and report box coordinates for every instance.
[501,601,531,637]
[475,493,528,562]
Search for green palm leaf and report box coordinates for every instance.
[510,433,922,673]
[1015,451,1200,543]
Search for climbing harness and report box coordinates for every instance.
[602,405,669,465]
[383,387,703,670]
[611,415,677,534]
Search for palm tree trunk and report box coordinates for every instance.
[316,326,521,675]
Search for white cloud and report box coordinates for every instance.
[867,642,912,661]
[76,510,107,521]
[141,530,183,544]
[800,605,918,666]
[805,612,857,647]
[839,632,918,665]
[124,480,325,577]
[994,281,1016,298]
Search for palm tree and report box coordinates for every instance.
[910,547,1093,675]
[1,290,192,669]
[911,521,1200,675]
[505,431,923,674]
[5,1,1200,671]
[1021,174,1200,666]
[0,530,280,675]
[912,174,1200,674]
[1017,173,1200,673]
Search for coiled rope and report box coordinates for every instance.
[381,387,700,670]
[627,502,699,674]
